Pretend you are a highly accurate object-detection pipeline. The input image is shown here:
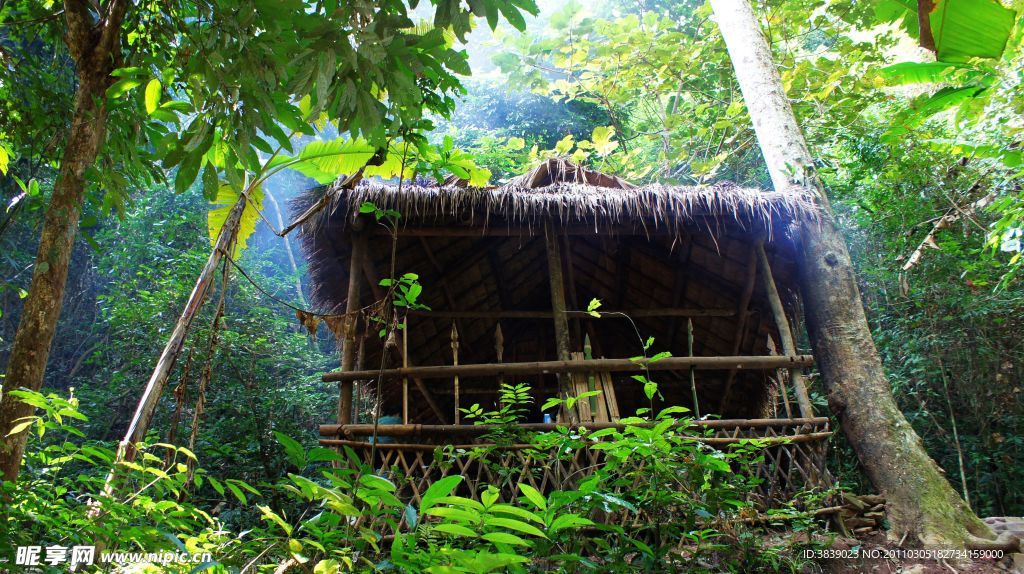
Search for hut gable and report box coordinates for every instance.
[294,159,815,421]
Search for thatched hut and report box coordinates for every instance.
[296,158,831,509]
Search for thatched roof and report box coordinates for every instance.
[293,159,813,421]
[301,158,817,240]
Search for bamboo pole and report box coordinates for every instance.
[322,354,815,382]
[114,183,250,468]
[402,315,409,424]
[408,308,734,319]
[338,230,366,425]
[451,322,460,425]
[545,220,576,421]
[756,243,814,418]
[320,416,829,436]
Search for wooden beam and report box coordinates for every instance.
[320,416,830,437]
[338,230,366,425]
[407,308,735,319]
[323,354,816,382]
[756,243,814,418]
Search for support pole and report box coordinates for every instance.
[451,322,460,425]
[756,243,814,418]
[544,220,575,420]
[402,314,409,424]
[339,229,365,425]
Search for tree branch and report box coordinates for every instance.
[63,0,94,63]
[93,0,128,66]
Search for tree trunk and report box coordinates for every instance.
[0,0,127,482]
[710,0,1001,549]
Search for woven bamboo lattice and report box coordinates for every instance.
[320,418,832,534]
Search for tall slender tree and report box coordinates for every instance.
[709,0,1007,549]
[0,0,129,482]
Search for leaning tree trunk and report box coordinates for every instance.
[0,0,128,483]
[710,0,1002,549]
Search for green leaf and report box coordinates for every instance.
[518,483,547,510]
[225,482,247,504]
[273,138,377,184]
[549,514,594,533]
[359,473,397,493]
[202,163,219,201]
[432,523,477,537]
[914,85,986,118]
[425,506,480,524]
[145,79,162,114]
[307,447,344,463]
[420,475,463,511]
[207,183,265,257]
[877,61,972,85]
[484,516,547,538]
[6,419,36,436]
[489,503,545,524]
[482,531,530,546]
[274,431,307,469]
[175,149,204,194]
[0,143,9,174]
[207,476,226,496]
[106,78,142,100]
[929,0,1016,62]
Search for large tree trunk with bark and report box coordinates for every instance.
[709,0,1003,549]
[0,0,127,482]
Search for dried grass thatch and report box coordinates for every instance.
[298,158,817,240]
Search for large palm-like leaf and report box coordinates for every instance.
[269,138,378,184]
[208,183,264,257]
[929,0,1016,62]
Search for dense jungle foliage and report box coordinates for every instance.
[1,0,1023,571]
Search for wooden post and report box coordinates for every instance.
[756,243,814,418]
[402,314,409,424]
[544,222,575,416]
[451,322,460,425]
[339,229,365,425]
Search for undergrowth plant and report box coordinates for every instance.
[3,387,830,572]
